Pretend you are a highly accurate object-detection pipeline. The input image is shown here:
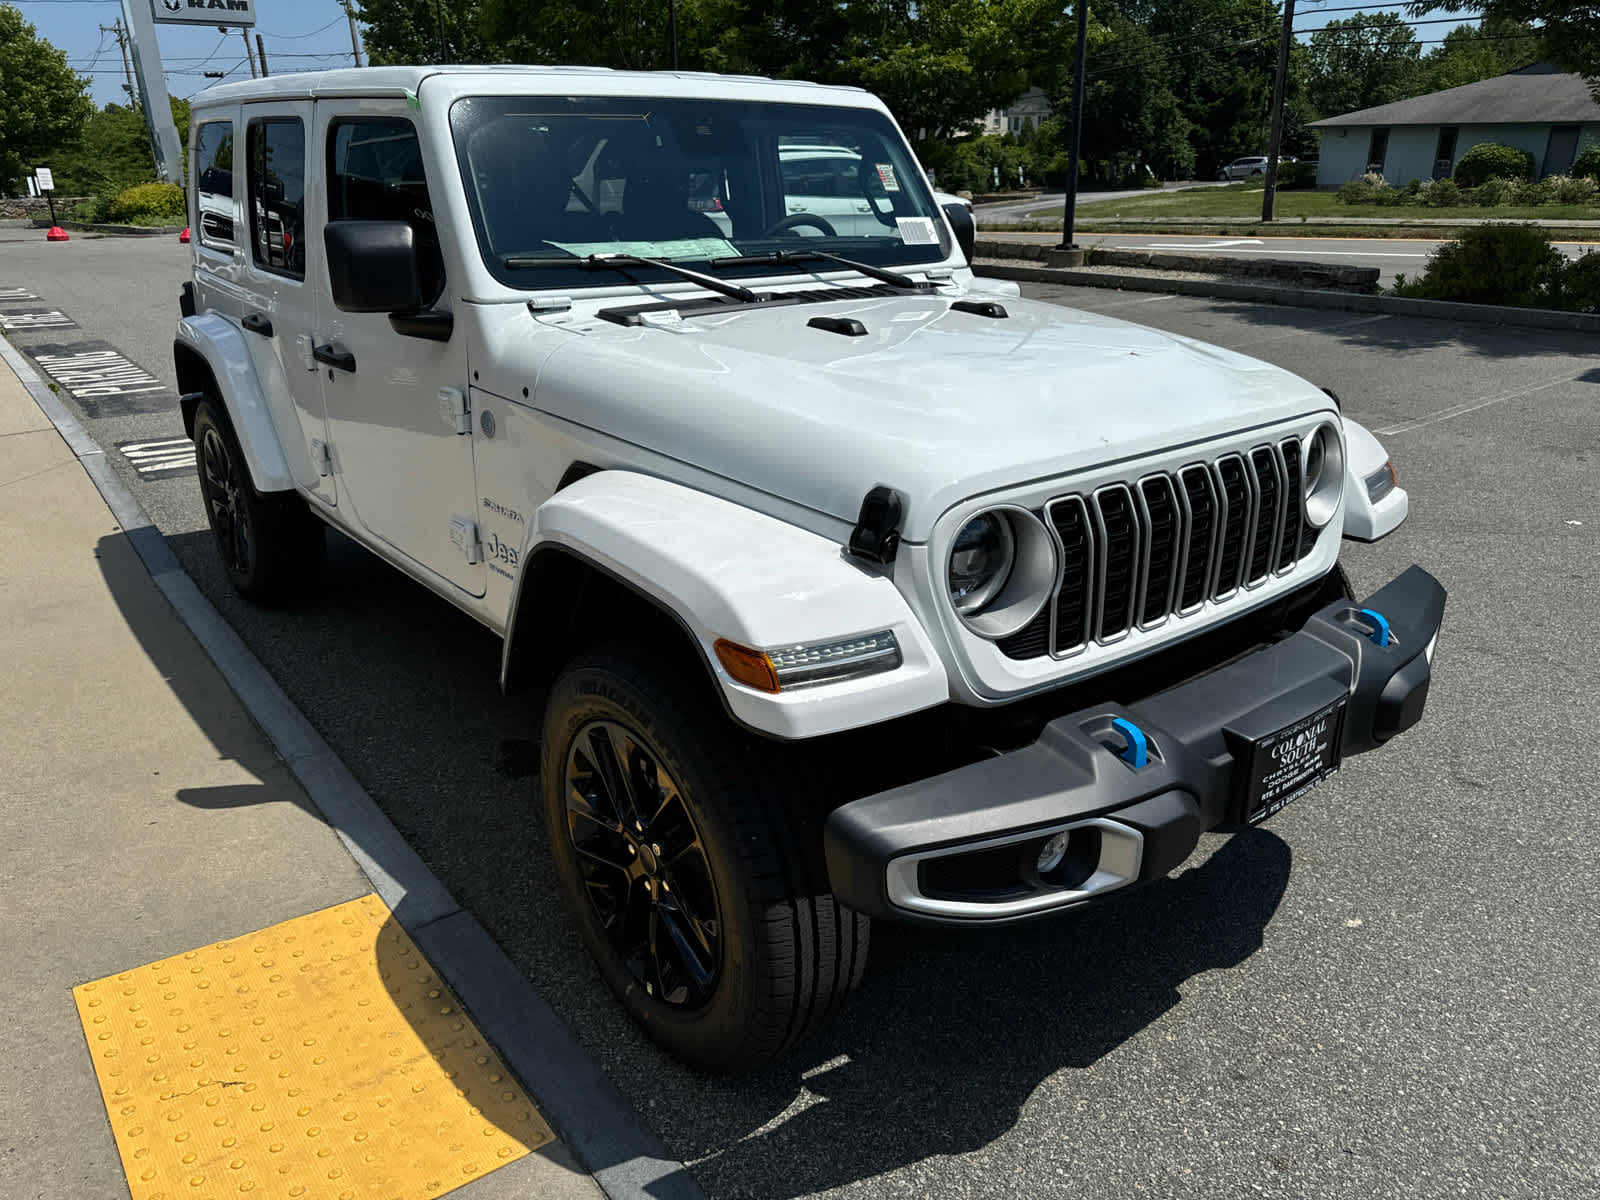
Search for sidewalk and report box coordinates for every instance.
[0,352,602,1199]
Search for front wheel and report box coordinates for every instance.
[541,649,869,1073]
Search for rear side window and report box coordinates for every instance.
[327,116,444,303]
[247,117,306,279]
[193,120,234,249]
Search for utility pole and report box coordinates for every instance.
[343,0,364,67]
[103,20,138,107]
[256,32,270,76]
[1261,0,1297,222]
[242,26,258,77]
[668,0,679,69]
[1058,0,1089,250]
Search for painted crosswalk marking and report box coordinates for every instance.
[116,437,194,480]
[0,310,75,330]
[31,348,164,397]
[0,287,40,301]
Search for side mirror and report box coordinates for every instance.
[942,201,975,265]
[324,220,423,313]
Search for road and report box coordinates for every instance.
[4,236,1598,1199]
[982,229,1600,286]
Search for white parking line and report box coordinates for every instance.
[1378,372,1583,435]
[116,437,194,479]
[0,287,41,301]
[0,310,75,330]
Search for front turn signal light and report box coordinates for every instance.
[714,640,780,694]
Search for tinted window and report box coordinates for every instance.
[327,116,444,303]
[247,118,306,278]
[194,120,234,249]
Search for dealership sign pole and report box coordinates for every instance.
[123,0,257,183]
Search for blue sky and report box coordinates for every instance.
[15,0,365,105]
[13,0,1436,111]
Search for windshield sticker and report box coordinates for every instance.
[895,217,939,246]
[545,237,737,261]
[875,163,900,192]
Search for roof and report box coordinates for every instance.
[191,64,867,107]
[1310,65,1600,128]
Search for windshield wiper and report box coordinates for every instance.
[503,253,762,304]
[708,249,932,291]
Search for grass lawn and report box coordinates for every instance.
[1024,183,1600,223]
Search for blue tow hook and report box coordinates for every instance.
[1110,717,1149,768]
[1356,608,1392,647]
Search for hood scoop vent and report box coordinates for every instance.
[951,299,1009,319]
[596,283,904,327]
[808,315,869,338]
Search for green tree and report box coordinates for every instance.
[1305,11,1422,119]
[0,3,93,193]
[44,98,190,197]
[1408,1,1599,94]
[353,0,489,64]
[1416,15,1539,93]
[1076,11,1195,181]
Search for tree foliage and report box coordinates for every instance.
[0,3,93,192]
[1408,1,1600,94]
[1304,11,1422,119]
[42,99,190,197]
[1415,15,1539,93]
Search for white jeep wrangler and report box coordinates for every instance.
[176,66,1443,1074]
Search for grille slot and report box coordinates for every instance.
[996,437,1324,662]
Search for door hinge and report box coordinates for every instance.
[311,438,331,477]
[439,386,470,435]
[449,516,482,564]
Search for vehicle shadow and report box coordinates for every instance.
[118,525,1292,1197]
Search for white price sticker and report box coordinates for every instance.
[895,217,939,246]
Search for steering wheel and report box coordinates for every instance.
[762,213,838,237]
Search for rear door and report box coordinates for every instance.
[239,103,337,506]
[311,98,484,597]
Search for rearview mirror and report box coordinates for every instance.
[324,220,423,313]
[942,201,975,265]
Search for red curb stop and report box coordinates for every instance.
[179,227,191,243]
[46,226,69,241]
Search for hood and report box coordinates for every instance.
[530,288,1330,541]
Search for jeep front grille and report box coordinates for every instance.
[997,437,1319,661]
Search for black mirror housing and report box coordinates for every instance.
[324,220,423,313]
[942,201,976,265]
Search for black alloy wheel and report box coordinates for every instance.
[200,423,252,579]
[564,719,722,1008]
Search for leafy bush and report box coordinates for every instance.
[1453,142,1535,186]
[1370,182,1406,206]
[1560,252,1600,312]
[1391,224,1564,307]
[1539,174,1599,205]
[1277,160,1317,190]
[1571,142,1600,183]
[1475,176,1524,206]
[101,181,186,225]
[1418,177,1461,207]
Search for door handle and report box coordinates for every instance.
[241,312,273,337]
[312,342,356,373]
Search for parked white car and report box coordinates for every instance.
[1216,155,1295,181]
[177,66,1442,1073]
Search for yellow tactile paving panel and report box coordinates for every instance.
[73,894,553,1200]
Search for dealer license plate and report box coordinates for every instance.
[1239,697,1346,824]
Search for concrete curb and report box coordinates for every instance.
[974,262,1600,333]
[975,238,1379,291]
[28,219,181,237]
[0,333,705,1200]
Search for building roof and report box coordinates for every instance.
[1310,65,1600,128]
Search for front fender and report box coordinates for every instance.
[512,471,949,740]
[1341,417,1408,542]
[175,314,294,493]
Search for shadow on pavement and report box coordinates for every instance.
[116,522,1293,1197]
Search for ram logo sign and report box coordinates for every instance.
[150,0,256,27]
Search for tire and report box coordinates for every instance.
[541,649,869,1073]
[1216,171,1229,182]
[193,398,324,603]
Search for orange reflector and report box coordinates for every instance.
[714,639,780,693]
[1386,461,1398,488]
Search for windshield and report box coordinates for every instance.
[449,95,953,290]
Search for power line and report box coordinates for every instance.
[259,15,344,40]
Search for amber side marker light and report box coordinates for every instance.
[715,639,781,693]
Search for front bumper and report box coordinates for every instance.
[824,565,1446,926]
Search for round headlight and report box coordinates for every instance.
[949,512,1015,614]
[946,508,1059,639]
[1302,422,1344,528]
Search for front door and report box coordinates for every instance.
[310,99,484,597]
[1432,128,1458,180]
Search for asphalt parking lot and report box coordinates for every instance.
[3,236,1598,1198]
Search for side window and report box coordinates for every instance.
[194,120,234,250]
[327,116,444,303]
[247,117,306,279]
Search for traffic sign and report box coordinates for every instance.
[34,167,54,192]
